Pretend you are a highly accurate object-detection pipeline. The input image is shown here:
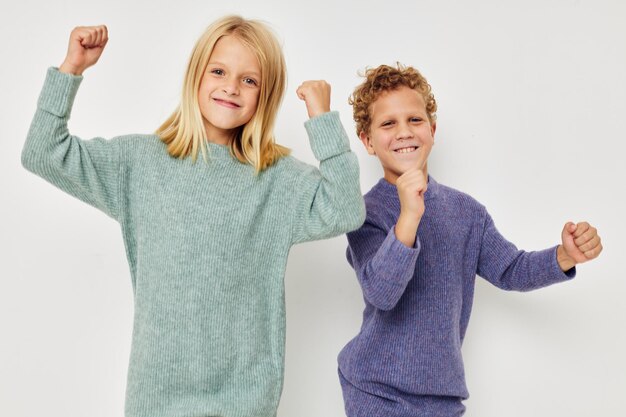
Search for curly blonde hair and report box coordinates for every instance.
[349,63,437,136]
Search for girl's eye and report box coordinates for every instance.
[211,69,224,76]
[243,78,258,86]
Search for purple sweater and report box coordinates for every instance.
[338,176,575,400]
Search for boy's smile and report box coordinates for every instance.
[359,86,436,184]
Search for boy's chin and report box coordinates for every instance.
[382,163,428,183]
[397,161,427,174]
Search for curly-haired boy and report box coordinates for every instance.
[337,64,602,417]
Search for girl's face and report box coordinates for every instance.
[198,35,261,145]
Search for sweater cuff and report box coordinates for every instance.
[37,67,83,118]
[303,111,351,161]
[371,226,421,284]
[550,245,577,280]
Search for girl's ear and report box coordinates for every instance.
[359,131,376,155]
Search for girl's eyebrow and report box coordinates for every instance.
[207,61,261,79]
[242,69,261,79]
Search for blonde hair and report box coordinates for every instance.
[156,15,290,172]
[349,63,437,136]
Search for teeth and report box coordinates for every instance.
[395,147,417,153]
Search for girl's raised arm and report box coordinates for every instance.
[22,25,122,220]
[290,81,365,244]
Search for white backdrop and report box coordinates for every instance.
[1,1,624,416]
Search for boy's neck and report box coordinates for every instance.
[384,164,428,185]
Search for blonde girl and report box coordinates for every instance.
[22,16,364,417]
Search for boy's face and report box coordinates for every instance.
[359,86,436,184]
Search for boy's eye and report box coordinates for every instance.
[381,121,394,127]
[410,117,423,123]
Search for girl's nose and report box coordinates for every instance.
[222,78,239,96]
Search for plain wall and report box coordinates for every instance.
[1,1,624,416]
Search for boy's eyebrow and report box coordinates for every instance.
[375,111,427,121]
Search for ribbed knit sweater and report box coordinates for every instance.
[22,68,365,417]
[337,176,575,415]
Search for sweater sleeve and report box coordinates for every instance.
[477,211,575,291]
[21,67,121,220]
[346,219,420,311]
[290,111,365,244]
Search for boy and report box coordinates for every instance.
[337,64,602,417]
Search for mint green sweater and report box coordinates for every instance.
[22,68,365,417]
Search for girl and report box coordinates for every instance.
[22,17,365,417]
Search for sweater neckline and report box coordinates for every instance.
[205,142,234,160]
[377,175,440,201]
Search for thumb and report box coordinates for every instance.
[561,221,575,241]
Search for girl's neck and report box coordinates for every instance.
[203,121,237,145]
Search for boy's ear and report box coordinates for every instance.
[359,131,376,155]
[431,121,437,140]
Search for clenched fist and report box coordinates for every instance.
[557,221,603,271]
[296,80,331,118]
[394,167,428,247]
[59,25,108,75]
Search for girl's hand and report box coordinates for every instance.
[59,25,109,75]
[394,167,427,247]
[296,80,331,118]
[557,221,603,271]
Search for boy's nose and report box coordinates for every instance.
[396,125,414,140]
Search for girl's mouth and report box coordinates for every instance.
[213,98,240,108]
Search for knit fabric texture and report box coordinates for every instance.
[22,68,365,417]
[337,176,575,416]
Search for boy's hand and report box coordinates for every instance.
[296,80,331,118]
[557,221,603,271]
[59,25,108,76]
[394,168,427,247]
